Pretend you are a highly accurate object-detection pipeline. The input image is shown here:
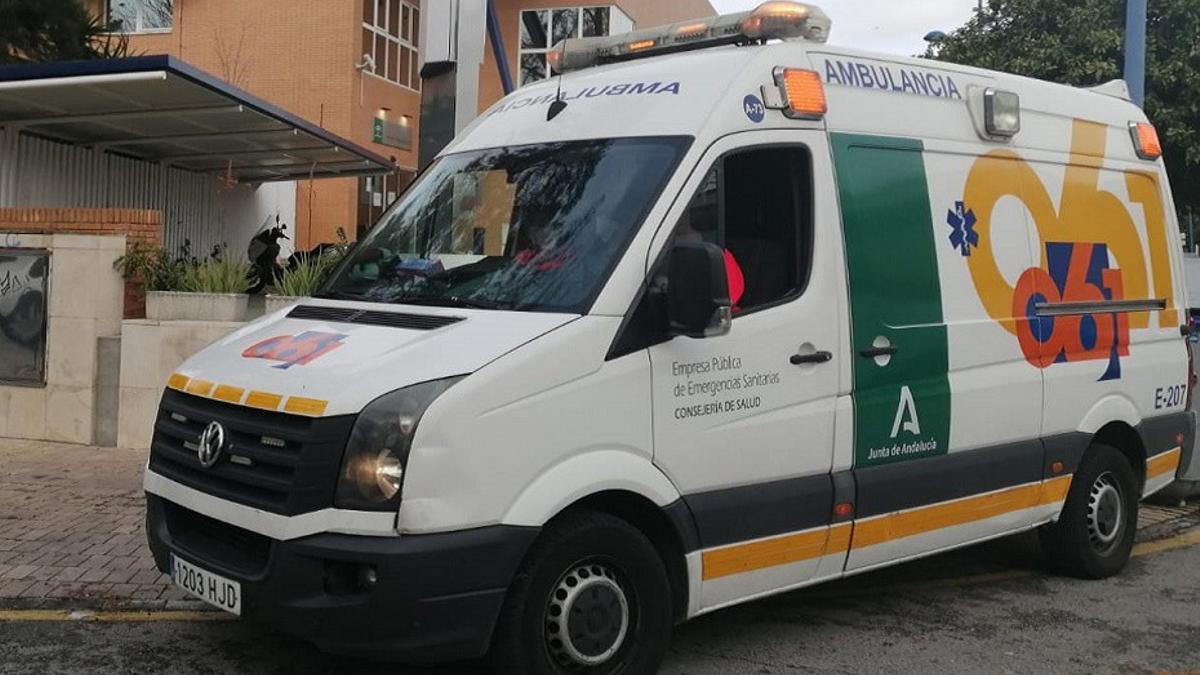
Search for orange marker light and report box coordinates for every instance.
[627,39,656,52]
[1131,122,1162,160]
[742,1,812,39]
[546,48,563,74]
[779,68,827,118]
[834,502,853,518]
[674,22,709,38]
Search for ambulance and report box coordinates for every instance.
[143,2,1198,672]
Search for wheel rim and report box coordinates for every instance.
[1087,471,1125,555]
[545,562,630,669]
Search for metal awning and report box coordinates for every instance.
[0,55,394,183]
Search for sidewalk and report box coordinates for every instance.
[0,439,184,609]
[0,438,1197,611]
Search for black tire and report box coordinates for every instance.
[490,510,673,675]
[1039,443,1139,579]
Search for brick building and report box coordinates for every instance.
[92,0,715,249]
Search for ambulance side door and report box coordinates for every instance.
[647,130,848,610]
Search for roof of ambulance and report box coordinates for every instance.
[447,41,1146,156]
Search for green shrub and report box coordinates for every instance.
[113,242,190,292]
[181,255,251,294]
[272,228,351,297]
[274,255,329,297]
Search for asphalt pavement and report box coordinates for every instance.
[1,526,1198,675]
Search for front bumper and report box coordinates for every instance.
[146,494,539,662]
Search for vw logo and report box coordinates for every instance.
[197,421,226,469]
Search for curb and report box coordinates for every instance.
[0,596,215,613]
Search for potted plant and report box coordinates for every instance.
[116,243,251,322]
[265,229,351,314]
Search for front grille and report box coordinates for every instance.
[288,304,463,330]
[150,389,356,515]
[162,500,272,577]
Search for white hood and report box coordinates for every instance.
[172,300,577,417]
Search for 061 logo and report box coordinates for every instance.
[958,118,1177,381]
[242,331,347,369]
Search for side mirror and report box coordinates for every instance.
[666,241,732,338]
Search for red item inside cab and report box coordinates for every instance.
[724,249,745,310]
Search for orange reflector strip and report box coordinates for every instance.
[212,385,245,404]
[245,390,283,411]
[284,396,329,417]
[1133,122,1162,159]
[1147,447,1182,479]
[628,39,656,52]
[780,68,827,118]
[166,373,190,391]
[184,379,214,397]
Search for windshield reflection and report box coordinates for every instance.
[321,137,689,313]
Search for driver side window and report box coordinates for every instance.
[672,146,813,315]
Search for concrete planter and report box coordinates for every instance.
[265,294,304,315]
[146,291,249,322]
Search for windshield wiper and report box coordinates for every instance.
[391,295,514,311]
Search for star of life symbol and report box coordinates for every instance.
[947,201,979,257]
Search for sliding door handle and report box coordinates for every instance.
[859,345,898,358]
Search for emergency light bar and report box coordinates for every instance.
[547,1,832,75]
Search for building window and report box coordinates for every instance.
[362,0,421,92]
[519,6,628,86]
[108,0,173,33]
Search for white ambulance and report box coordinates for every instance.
[144,3,1197,672]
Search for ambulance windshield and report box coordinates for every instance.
[321,136,689,313]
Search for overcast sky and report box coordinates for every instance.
[709,0,980,56]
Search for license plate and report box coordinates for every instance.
[170,554,241,616]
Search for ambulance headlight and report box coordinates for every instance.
[335,376,464,510]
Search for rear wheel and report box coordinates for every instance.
[491,510,673,675]
[1039,443,1139,579]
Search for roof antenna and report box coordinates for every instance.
[547,45,568,121]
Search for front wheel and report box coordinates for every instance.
[1039,443,1139,579]
[490,510,674,675]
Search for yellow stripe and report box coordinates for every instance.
[0,609,235,623]
[702,523,851,581]
[166,373,190,391]
[244,390,283,411]
[851,476,1072,550]
[283,396,329,417]
[184,379,215,397]
[1147,447,1182,480]
[212,384,245,404]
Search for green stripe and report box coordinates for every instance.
[831,133,950,468]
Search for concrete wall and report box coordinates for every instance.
[0,233,125,445]
[0,208,161,318]
[117,319,244,450]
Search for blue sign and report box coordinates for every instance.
[743,94,765,123]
